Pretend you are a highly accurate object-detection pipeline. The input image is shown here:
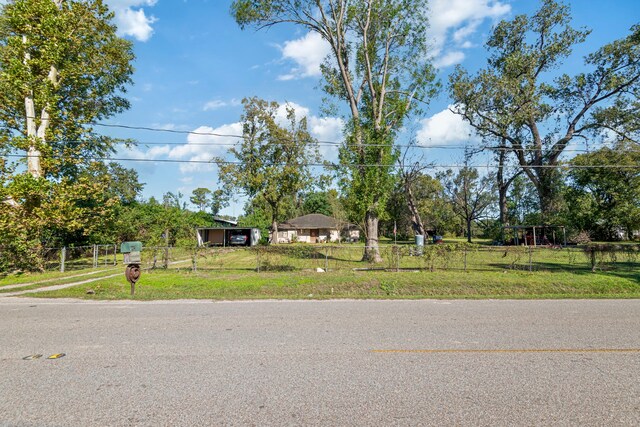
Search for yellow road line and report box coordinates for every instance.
[372,348,640,354]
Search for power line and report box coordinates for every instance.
[13,119,628,153]
[25,136,628,154]
[93,122,624,153]
[5,154,640,170]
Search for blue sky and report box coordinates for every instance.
[100,0,640,216]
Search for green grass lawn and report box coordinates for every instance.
[0,266,119,288]
[28,267,640,300]
[4,243,639,300]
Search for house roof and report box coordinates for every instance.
[213,216,238,226]
[279,214,341,230]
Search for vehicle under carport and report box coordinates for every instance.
[196,227,261,247]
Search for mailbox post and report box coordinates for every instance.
[120,241,142,295]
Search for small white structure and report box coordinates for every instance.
[274,214,359,244]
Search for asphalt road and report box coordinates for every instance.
[0,298,639,426]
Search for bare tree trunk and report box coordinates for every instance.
[24,35,42,178]
[271,218,279,245]
[536,169,563,222]
[23,0,62,178]
[405,182,426,237]
[362,211,382,263]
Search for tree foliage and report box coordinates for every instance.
[566,142,640,240]
[449,0,640,220]
[231,0,438,261]
[0,0,134,179]
[216,97,320,242]
[439,168,496,243]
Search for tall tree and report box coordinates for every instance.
[209,189,229,217]
[397,142,431,237]
[190,188,212,212]
[231,0,438,261]
[302,191,333,217]
[449,0,640,220]
[216,97,320,243]
[0,0,134,179]
[493,138,523,229]
[440,168,496,243]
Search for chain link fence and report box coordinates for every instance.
[13,243,640,275]
[42,245,118,272]
[185,243,640,274]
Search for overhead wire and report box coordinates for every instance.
[5,120,638,168]
[4,154,640,170]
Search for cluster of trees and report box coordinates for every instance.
[229,0,640,257]
[1,0,638,272]
[386,142,640,243]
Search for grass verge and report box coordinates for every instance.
[27,268,640,300]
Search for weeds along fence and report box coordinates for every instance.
[185,243,640,274]
[19,243,640,275]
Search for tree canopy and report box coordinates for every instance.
[0,0,134,179]
[231,0,438,261]
[449,0,640,220]
[216,97,320,241]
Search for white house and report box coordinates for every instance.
[274,214,359,244]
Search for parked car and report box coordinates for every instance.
[229,234,249,246]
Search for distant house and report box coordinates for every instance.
[274,213,359,244]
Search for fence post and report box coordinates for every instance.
[464,247,467,272]
[192,248,197,272]
[256,248,260,273]
[325,247,329,272]
[529,246,533,272]
[60,247,66,273]
[163,247,169,269]
[93,244,98,268]
[113,244,117,266]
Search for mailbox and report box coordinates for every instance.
[121,241,142,264]
[121,241,142,296]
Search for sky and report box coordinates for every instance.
[95,0,639,216]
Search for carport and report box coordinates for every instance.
[196,227,261,247]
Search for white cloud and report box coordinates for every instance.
[151,123,177,131]
[126,102,344,178]
[279,32,332,80]
[309,117,343,142]
[116,142,170,175]
[203,100,227,111]
[433,51,465,68]
[416,106,477,145]
[309,117,344,162]
[275,102,310,125]
[107,0,158,42]
[428,0,510,68]
[274,102,343,162]
[203,99,242,111]
[168,123,243,173]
